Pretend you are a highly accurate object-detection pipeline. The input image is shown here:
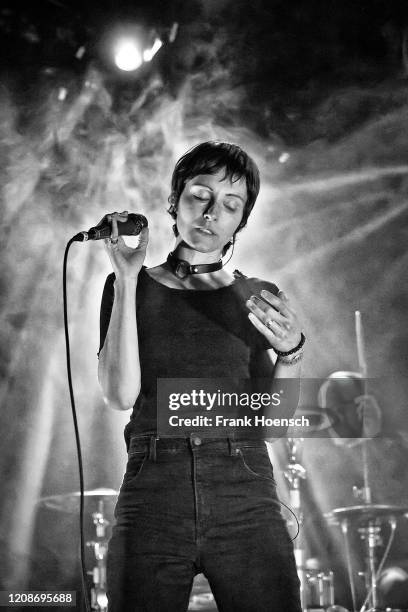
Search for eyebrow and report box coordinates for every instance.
[191,183,246,204]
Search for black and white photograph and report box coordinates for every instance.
[0,1,408,611]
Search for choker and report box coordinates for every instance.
[167,251,223,279]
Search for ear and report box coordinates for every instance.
[167,193,178,218]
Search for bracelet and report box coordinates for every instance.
[277,351,304,366]
[274,332,306,357]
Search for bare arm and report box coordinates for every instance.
[97,212,149,411]
[98,277,141,410]
[267,350,302,379]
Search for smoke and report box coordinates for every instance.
[0,55,407,596]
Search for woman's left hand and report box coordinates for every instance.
[246,289,302,353]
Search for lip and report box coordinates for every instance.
[195,226,217,236]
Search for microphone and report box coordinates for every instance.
[73,213,148,242]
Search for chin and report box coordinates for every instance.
[185,234,221,253]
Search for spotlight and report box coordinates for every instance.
[101,22,178,74]
[114,38,143,72]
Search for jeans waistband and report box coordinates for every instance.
[128,434,267,461]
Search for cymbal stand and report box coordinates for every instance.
[356,520,382,612]
[284,438,307,612]
[354,312,380,611]
[87,500,110,611]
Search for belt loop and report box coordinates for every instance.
[228,436,238,456]
[149,435,157,462]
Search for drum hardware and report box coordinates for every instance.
[325,506,405,612]
[284,437,309,612]
[39,487,119,512]
[38,488,118,610]
[321,312,394,612]
[284,438,341,611]
[86,500,110,611]
[304,569,335,610]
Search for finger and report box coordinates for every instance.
[248,313,280,342]
[278,290,289,302]
[246,299,287,337]
[265,319,287,338]
[104,236,120,252]
[246,296,288,326]
[111,213,119,240]
[137,226,149,249]
[260,289,293,318]
[246,298,269,320]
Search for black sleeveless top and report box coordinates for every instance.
[99,266,279,447]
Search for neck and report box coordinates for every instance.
[173,240,222,264]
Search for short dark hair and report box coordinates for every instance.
[168,141,260,237]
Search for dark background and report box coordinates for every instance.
[1,1,408,610]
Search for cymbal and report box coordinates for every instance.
[324,504,408,524]
[39,488,119,512]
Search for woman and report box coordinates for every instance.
[98,141,304,611]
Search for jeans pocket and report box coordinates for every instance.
[237,446,277,483]
[122,450,148,488]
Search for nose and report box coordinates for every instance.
[202,200,217,220]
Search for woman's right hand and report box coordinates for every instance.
[103,211,149,281]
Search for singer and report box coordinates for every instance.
[97,141,304,611]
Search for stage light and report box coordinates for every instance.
[143,37,163,63]
[279,152,290,163]
[58,87,67,101]
[114,38,143,72]
[102,22,177,75]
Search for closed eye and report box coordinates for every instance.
[224,199,241,212]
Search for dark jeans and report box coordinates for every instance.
[107,434,301,612]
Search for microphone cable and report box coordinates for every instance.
[63,237,91,612]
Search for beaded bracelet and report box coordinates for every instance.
[277,351,304,366]
[273,332,306,357]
